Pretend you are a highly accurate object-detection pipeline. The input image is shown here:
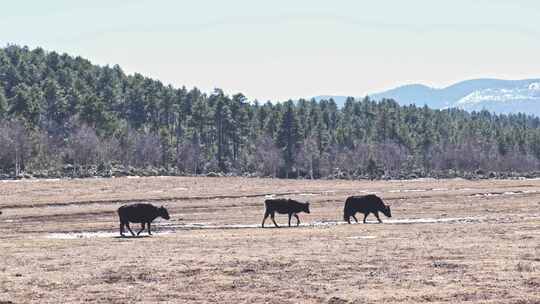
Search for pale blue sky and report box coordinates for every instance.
[1,0,539,101]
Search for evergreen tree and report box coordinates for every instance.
[277,101,301,178]
[0,89,7,118]
[9,84,40,127]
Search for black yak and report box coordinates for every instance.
[343,194,391,224]
[117,203,170,237]
[262,199,310,228]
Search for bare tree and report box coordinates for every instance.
[176,137,201,174]
[133,131,162,167]
[255,135,281,177]
[374,141,409,177]
[296,136,318,179]
[68,125,100,171]
[0,120,32,176]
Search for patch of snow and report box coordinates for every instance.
[389,188,428,193]
[166,217,481,230]
[45,230,173,239]
[432,188,449,191]
[1,178,63,183]
[385,217,480,224]
[470,191,530,197]
[347,236,377,239]
[46,231,119,239]
[42,217,484,239]
[172,187,188,191]
[529,82,540,90]
[456,85,540,106]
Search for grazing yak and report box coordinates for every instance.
[343,194,391,224]
[117,203,170,237]
[262,199,310,228]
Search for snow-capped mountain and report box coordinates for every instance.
[314,79,540,117]
[454,82,540,113]
[372,79,540,116]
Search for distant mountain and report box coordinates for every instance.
[314,79,540,116]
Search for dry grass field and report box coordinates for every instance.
[1,176,539,303]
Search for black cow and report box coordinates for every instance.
[343,194,391,224]
[262,199,310,228]
[117,203,170,237]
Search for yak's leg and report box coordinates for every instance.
[262,211,270,228]
[294,213,300,226]
[288,213,292,227]
[125,223,135,236]
[147,222,152,235]
[352,215,359,223]
[120,222,125,236]
[363,213,368,224]
[374,212,382,223]
[271,212,280,228]
[137,223,146,236]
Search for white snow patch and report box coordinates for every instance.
[457,86,540,106]
[385,217,480,224]
[42,216,482,239]
[529,82,540,90]
[166,217,481,229]
[432,188,449,191]
[46,231,119,239]
[347,236,377,239]
[1,178,64,183]
[471,191,531,197]
[172,187,188,191]
[45,230,173,239]
[389,188,428,193]
[388,178,436,183]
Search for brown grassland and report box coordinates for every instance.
[0,176,539,303]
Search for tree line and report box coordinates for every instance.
[1,45,540,179]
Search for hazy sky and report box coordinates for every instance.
[1,0,540,101]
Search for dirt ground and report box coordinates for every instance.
[1,176,539,303]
